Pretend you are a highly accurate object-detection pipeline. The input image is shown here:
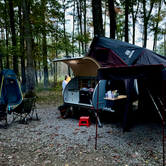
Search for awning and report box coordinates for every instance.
[52,56,101,76]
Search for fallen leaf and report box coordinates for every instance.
[66,147,73,151]
[131,154,137,158]
[49,144,53,147]
[65,164,69,166]
[81,131,86,134]
[64,141,69,144]
[57,143,61,147]
[73,132,78,135]
[145,161,148,163]
[155,157,157,159]
[36,149,41,152]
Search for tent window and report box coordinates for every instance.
[95,49,108,62]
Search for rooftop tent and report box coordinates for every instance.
[0,69,23,108]
[87,36,166,67]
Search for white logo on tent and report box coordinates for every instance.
[125,50,135,58]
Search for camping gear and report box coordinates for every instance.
[0,104,7,128]
[79,116,91,127]
[12,97,38,124]
[0,69,23,109]
[58,104,71,119]
[53,36,166,128]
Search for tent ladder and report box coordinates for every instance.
[156,95,166,112]
[146,86,165,124]
[95,112,102,127]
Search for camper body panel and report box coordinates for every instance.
[63,76,107,110]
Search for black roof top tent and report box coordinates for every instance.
[88,35,166,67]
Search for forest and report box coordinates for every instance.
[0,0,166,97]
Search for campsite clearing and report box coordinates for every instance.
[0,103,164,166]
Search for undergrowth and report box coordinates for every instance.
[35,79,63,106]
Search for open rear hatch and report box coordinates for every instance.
[52,56,101,76]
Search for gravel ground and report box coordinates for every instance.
[0,104,165,166]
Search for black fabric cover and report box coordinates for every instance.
[88,36,166,67]
[98,65,166,131]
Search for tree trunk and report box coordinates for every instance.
[153,0,161,51]
[34,60,38,85]
[92,0,104,36]
[19,6,26,93]
[125,0,129,42]
[84,0,87,55]
[131,0,139,45]
[9,0,18,75]
[38,61,42,81]
[41,0,49,87]
[72,0,75,57]
[143,0,155,48]
[22,0,35,97]
[5,0,9,68]
[108,0,116,39]
[76,0,84,55]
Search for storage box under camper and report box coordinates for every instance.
[53,57,128,126]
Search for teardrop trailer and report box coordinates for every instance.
[52,58,129,127]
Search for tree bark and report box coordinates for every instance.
[72,0,75,57]
[92,0,104,36]
[153,0,161,51]
[131,0,139,45]
[19,6,26,93]
[108,0,116,39]
[22,0,35,97]
[125,0,129,42]
[76,0,84,55]
[143,0,155,48]
[41,0,49,87]
[5,0,9,68]
[84,0,87,55]
[9,0,19,75]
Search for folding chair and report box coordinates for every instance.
[0,104,8,128]
[12,96,38,124]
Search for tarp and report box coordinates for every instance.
[88,36,166,131]
[0,69,23,108]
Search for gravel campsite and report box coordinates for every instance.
[0,89,165,166]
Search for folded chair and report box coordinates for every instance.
[0,104,7,128]
[12,97,38,124]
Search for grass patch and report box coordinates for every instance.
[35,79,63,106]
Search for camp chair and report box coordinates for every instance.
[12,97,38,124]
[0,104,7,128]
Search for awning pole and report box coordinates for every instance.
[95,81,99,149]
